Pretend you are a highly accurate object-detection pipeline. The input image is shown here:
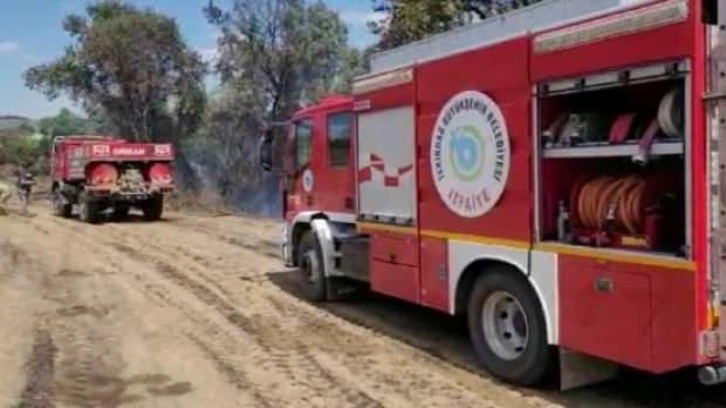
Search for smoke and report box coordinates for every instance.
[232,172,281,218]
[176,140,282,219]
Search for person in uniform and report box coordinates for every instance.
[14,163,35,216]
[0,179,11,215]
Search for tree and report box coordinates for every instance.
[370,0,543,50]
[198,86,263,197]
[199,0,366,213]
[205,0,362,122]
[23,1,207,144]
[37,108,87,138]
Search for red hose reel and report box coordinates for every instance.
[545,86,684,250]
[565,172,677,250]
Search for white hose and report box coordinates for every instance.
[658,87,684,138]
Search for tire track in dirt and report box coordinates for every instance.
[172,220,280,258]
[99,221,543,407]
[0,241,57,408]
[106,240,389,406]
[35,259,132,407]
[38,220,281,405]
[18,329,57,408]
[110,242,261,340]
[146,220,562,406]
[169,217,726,408]
[2,233,130,408]
[186,335,274,408]
[35,217,373,406]
[91,225,394,404]
[18,207,726,407]
[34,212,549,407]
[11,218,193,406]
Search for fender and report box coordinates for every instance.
[283,211,356,268]
[449,241,558,345]
[310,218,345,278]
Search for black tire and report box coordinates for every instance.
[142,196,163,221]
[467,266,554,386]
[296,230,328,302]
[112,203,130,220]
[78,192,99,224]
[52,189,72,218]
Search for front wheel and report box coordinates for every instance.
[467,267,554,386]
[296,231,328,302]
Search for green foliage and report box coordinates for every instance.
[23,0,207,143]
[197,0,367,211]
[370,0,543,50]
[0,136,42,167]
[37,108,88,138]
[205,0,365,121]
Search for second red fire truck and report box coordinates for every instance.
[260,0,726,389]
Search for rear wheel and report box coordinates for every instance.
[112,203,130,220]
[296,230,328,302]
[78,192,99,224]
[52,188,72,218]
[467,266,554,386]
[142,195,163,221]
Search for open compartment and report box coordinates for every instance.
[535,61,688,258]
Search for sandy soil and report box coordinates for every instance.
[1,199,726,407]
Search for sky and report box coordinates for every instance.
[0,0,380,119]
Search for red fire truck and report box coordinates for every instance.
[51,135,175,223]
[259,0,726,389]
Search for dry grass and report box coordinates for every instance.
[165,190,238,216]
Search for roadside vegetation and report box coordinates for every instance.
[5,0,539,216]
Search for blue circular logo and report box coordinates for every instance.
[430,90,511,218]
[449,125,485,182]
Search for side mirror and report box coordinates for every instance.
[258,129,273,172]
[703,0,718,25]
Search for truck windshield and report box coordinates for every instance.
[294,119,313,169]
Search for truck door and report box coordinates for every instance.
[319,110,355,213]
[285,117,314,217]
[286,110,355,217]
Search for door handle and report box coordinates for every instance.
[594,277,614,293]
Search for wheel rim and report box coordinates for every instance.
[79,197,88,219]
[300,249,319,284]
[481,291,529,361]
[53,192,61,211]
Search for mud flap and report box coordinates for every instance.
[559,348,619,391]
[310,219,359,301]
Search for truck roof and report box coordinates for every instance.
[292,94,353,119]
[368,0,653,74]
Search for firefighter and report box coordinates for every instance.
[14,163,35,216]
[0,179,11,215]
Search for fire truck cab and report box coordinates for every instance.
[260,0,726,389]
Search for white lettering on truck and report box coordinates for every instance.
[430,90,511,218]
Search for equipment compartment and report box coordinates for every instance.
[535,61,688,257]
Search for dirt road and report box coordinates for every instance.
[1,202,725,407]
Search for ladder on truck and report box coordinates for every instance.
[706,0,726,361]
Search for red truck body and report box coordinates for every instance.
[261,0,726,390]
[51,135,175,223]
